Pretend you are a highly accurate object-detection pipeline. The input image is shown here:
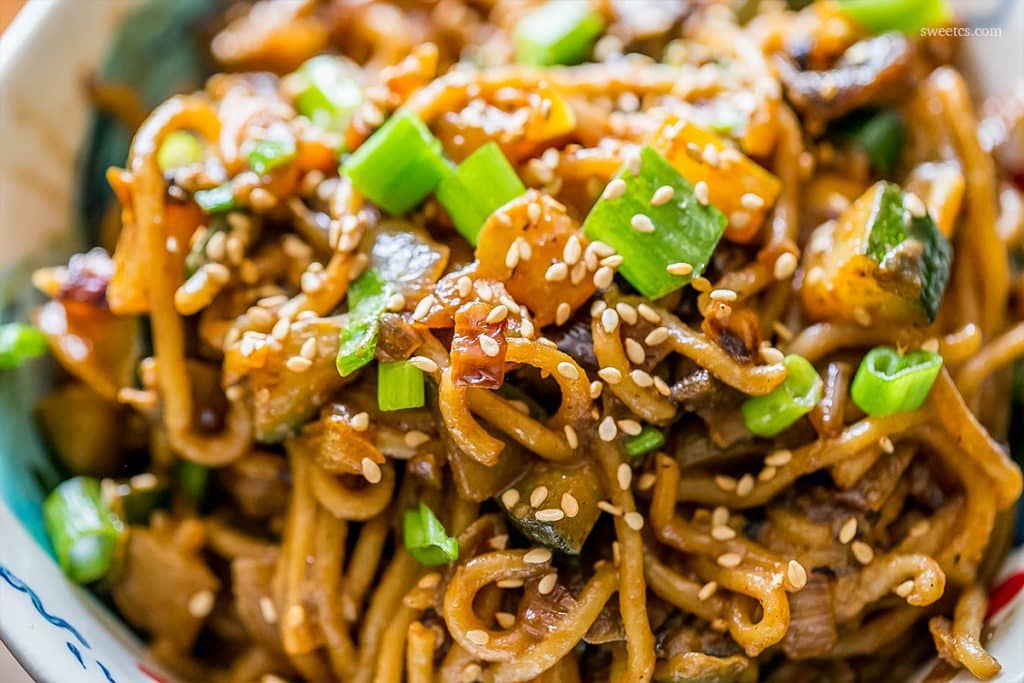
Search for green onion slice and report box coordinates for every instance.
[336,268,390,377]
[290,55,364,135]
[624,424,666,458]
[378,360,426,412]
[43,477,125,584]
[178,460,210,506]
[0,323,48,370]
[247,136,297,176]
[741,355,823,437]
[403,502,459,566]
[845,110,906,173]
[582,145,727,299]
[342,110,450,216]
[436,142,526,244]
[194,183,237,214]
[836,0,951,34]
[850,346,942,417]
[157,131,205,172]
[514,0,605,66]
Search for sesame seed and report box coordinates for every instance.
[637,472,657,491]
[530,486,549,508]
[466,629,490,646]
[271,318,291,340]
[521,317,535,337]
[412,295,435,321]
[712,507,730,526]
[590,380,603,398]
[694,181,710,206]
[879,436,895,454]
[730,211,750,229]
[598,368,623,385]
[787,560,807,590]
[563,235,582,264]
[709,289,738,302]
[598,416,618,441]
[409,356,439,373]
[624,512,644,530]
[618,419,642,436]
[386,293,407,312]
[765,450,792,467]
[555,302,571,326]
[603,178,626,200]
[557,361,580,380]
[486,305,509,324]
[538,572,558,595]
[654,376,671,396]
[630,214,655,233]
[593,266,614,289]
[457,276,473,297]
[545,262,568,282]
[740,193,765,210]
[524,548,552,564]
[905,193,927,218]
[350,412,370,432]
[625,338,646,365]
[501,489,520,509]
[838,517,858,544]
[597,501,623,516]
[563,424,579,449]
[561,493,579,518]
[630,369,654,387]
[716,552,742,568]
[625,151,641,175]
[805,266,825,286]
[735,474,755,497]
[894,580,915,598]
[851,541,874,565]
[760,346,784,364]
[617,463,632,490]
[644,327,669,345]
[188,590,215,618]
[773,252,797,280]
[479,335,500,357]
[495,612,516,629]
[691,276,712,292]
[130,473,159,491]
[615,302,638,325]
[600,308,620,334]
[285,604,306,628]
[666,262,693,276]
[852,306,872,327]
[405,430,431,447]
[527,202,541,224]
[651,185,675,206]
[362,456,382,483]
[714,475,737,492]
[921,338,940,353]
[711,525,736,541]
[702,144,720,167]
[637,303,661,324]
[758,466,777,481]
[300,337,317,360]
[259,596,278,623]
[570,260,588,284]
[286,356,313,372]
[697,581,718,601]
[476,282,494,301]
[536,508,565,522]
[418,573,441,589]
[497,578,525,588]
[505,242,521,269]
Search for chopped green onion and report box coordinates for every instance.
[43,477,125,584]
[247,136,297,176]
[378,360,426,411]
[290,55,364,135]
[436,142,526,244]
[336,268,390,377]
[157,131,204,172]
[0,323,48,370]
[845,110,906,173]
[742,355,823,437]
[178,460,210,506]
[194,183,236,214]
[342,110,450,216]
[836,0,951,34]
[850,346,942,416]
[514,0,604,66]
[403,502,459,565]
[582,145,728,299]
[110,476,170,525]
[624,425,666,458]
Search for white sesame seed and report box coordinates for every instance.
[130,473,159,491]
[625,338,646,365]
[879,436,895,454]
[601,307,620,333]
[654,376,671,396]
[894,580,914,598]
[740,193,765,210]
[476,282,494,302]
[787,560,807,590]
[570,260,588,285]
[624,151,641,175]
[590,380,603,399]
[905,192,927,218]
[527,202,541,224]
[921,338,940,353]
[630,369,654,387]
[188,590,215,618]
[758,466,777,481]
[711,525,736,541]
[716,552,742,568]
[412,295,435,321]
[495,612,516,629]
[359,457,383,484]
[601,254,624,268]
[271,318,291,340]
[838,517,858,544]
[524,548,552,564]
[485,305,509,324]
[529,485,549,508]
[598,416,618,441]
[651,185,675,206]
[409,356,439,373]
[501,489,520,509]
[773,252,797,280]
[555,302,571,326]
[698,581,718,601]
[617,419,642,436]
[615,303,637,326]
[624,511,644,530]
[702,144,720,167]
[505,242,521,269]
[561,493,579,518]
[760,346,784,364]
[496,578,525,589]
[300,336,318,360]
[730,211,750,229]
[516,236,532,261]
[666,262,693,276]
[259,596,278,623]
[405,430,431,448]
[631,214,656,233]
[691,276,712,292]
[602,178,626,200]
[593,266,614,289]
[557,361,580,380]
[545,262,568,282]
[637,303,661,324]
[616,463,633,491]
[286,356,313,373]
[765,450,792,467]
[735,474,755,497]
[714,475,737,492]
[694,181,710,206]
[536,508,565,522]
[598,367,622,384]
[466,629,490,646]
[479,335,500,357]
[711,507,730,526]
[563,235,582,264]
[709,289,738,302]
[644,327,669,345]
[457,276,473,298]
[538,572,558,595]
[637,472,657,491]
[851,541,874,565]
[563,424,578,449]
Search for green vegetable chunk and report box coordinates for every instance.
[178,460,210,506]
[624,425,666,458]
[247,136,296,176]
[194,183,236,214]
[342,110,450,216]
[0,323,48,369]
[403,502,459,565]
[515,0,604,66]
[109,476,171,525]
[846,110,906,173]
[436,142,526,244]
[850,346,942,416]
[378,360,426,411]
[336,269,390,377]
[837,0,951,35]
[43,477,125,584]
[582,145,728,299]
[290,55,364,134]
[157,131,204,172]
[741,355,823,438]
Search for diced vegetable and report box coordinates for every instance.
[43,477,124,583]
[109,476,171,525]
[582,145,727,299]
[178,461,210,505]
[337,269,390,377]
[436,142,526,244]
[403,502,459,565]
[837,0,951,35]
[844,110,906,173]
[157,131,204,172]
[624,425,666,458]
[289,55,364,134]
[850,346,942,416]
[0,323,48,369]
[378,360,426,411]
[498,460,601,554]
[801,181,952,325]
[370,221,451,301]
[741,355,823,437]
[514,0,604,66]
[451,301,507,389]
[650,117,781,243]
[194,183,236,214]
[246,136,296,176]
[36,383,122,476]
[342,110,450,215]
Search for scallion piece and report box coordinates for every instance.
[194,183,236,214]
[846,110,905,173]
[0,323,48,369]
[157,131,204,172]
[184,216,227,277]
[741,355,823,437]
[515,0,604,66]
[582,145,728,299]
[247,136,297,176]
[378,360,426,411]
[178,460,210,506]
[403,502,459,566]
[336,268,390,377]
[850,346,942,416]
[290,55,364,134]
[836,0,951,34]
[436,142,526,244]
[624,425,666,458]
[342,110,450,216]
[43,477,125,584]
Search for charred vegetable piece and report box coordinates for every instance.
[582,145,727,299]
[43,477,125,583]
[842,109,906,173]
[156,131,204,172]
[850,346,942,416]
[288,55,364,135]
[342,110,450,215]
[498,460,601,554]
[247,136,296,176]
[801,181,952,324]
[0,323,48,369]
[741,355,823,437]
[650,117,781,243]
[653,652,756,683]
[514,0,604,66]
[837,0,951,35]
[403,502,459,565]
[370,221,450,302]
[337,269,390,377]
[378,360,425,411]
[436,142,526,244]
[451,301,507,389]
[624,424,666,458]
